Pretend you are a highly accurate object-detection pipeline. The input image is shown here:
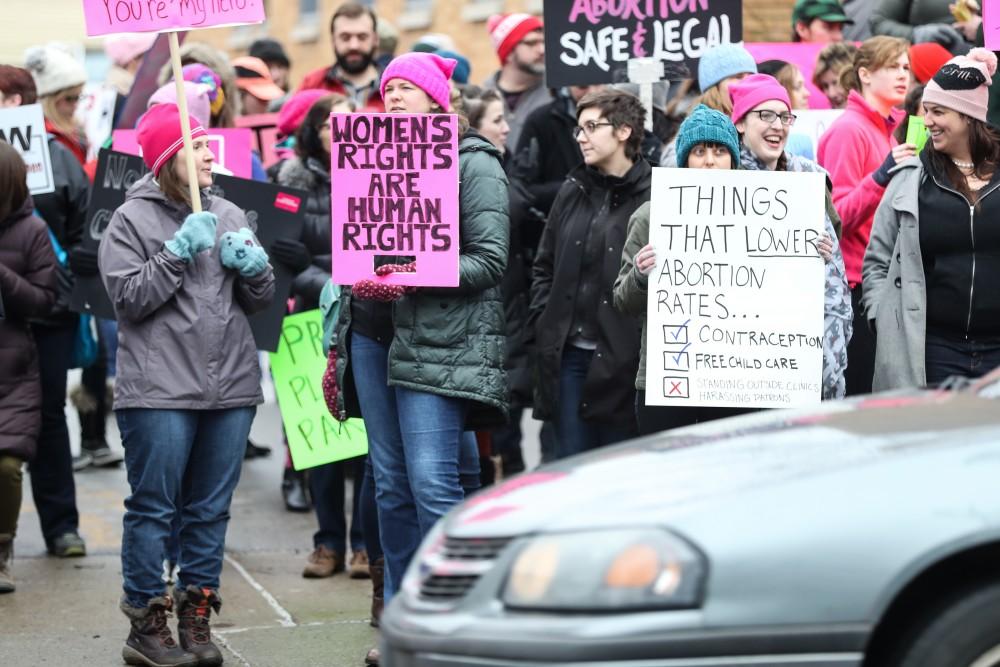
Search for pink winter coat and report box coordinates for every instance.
[818,90,905,286]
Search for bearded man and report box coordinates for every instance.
[297,2,385,112]
[482,13,552,151]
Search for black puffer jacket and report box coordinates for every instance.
[0,196,58,460]
[274,156,332,311]
[530,159,651,426]
[32,138,90,326]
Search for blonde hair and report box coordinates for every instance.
[40,85,84,139]
[840,36,910,94]
[698,83,734,115]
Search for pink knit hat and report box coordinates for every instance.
[148,81,213,128]
[136,103,208,176]
[729,73,792,124]
[487,13,543,64]
[104,33,157,68]
[380,52,457,111]
[922,48,998,123]
[277,89,329,136]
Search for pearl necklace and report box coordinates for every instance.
[952,158,975,170]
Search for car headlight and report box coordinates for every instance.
[502,528,705,611]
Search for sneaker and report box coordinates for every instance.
[244,439,272,459]
[89,444,123,467]
[48,532,86,558]
[348,550,370,579]
[0,538,14,594]
[365,647,381,666]
[301,546,344,578]
[71,451,94,472]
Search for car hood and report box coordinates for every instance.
[448,389,1000,538]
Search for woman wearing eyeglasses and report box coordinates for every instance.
[818,36,913,395]
[731,74,854,400]
[530,89,650,459]
[23,46,88,167]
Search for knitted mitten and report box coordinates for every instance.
[220,227,269,277]
[165,212,218,262]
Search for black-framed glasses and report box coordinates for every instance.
[572,121,614,139]
[749,110,797,127]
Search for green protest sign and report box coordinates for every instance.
[906,116,929,154]
[269,310,367,470]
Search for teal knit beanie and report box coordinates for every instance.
[676,104,741,169]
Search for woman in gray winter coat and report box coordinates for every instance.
[0,143,58,594]
[864,49,1000,390]
[98,103,275,667]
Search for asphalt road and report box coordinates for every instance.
[2,373,541,666]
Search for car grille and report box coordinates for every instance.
[418,536,512,602]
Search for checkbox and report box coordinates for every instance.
[663,320,690,344]
[663,350,690,372]
[663,376,690,399]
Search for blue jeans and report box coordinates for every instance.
[925,333,1000,387]
[554,346,636,459]
[117,407,255,608]
[350,332,468,602]
[310,456,365,554]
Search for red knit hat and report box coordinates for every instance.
[909,42,953,85]
[136,103,208,176]
[487,13,543,64]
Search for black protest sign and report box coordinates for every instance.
[70,148,148,319]
[543,0,744,87]
[329,113,460,287]
[209,174,307,352]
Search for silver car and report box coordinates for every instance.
[381,373,1000,667]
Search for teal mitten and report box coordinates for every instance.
[164,212,218,262]
[220,227,269,277]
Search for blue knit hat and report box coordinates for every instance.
[697,43,757,92]
[676,105,741,168]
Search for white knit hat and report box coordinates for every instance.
[23,46,87,97]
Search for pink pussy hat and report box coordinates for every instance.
[148,80,213,129]
[729,73,792,125]
[922,48,998,123]
[136,103,207,177]
[380,52,457,112]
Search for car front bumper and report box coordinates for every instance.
[380,604,867,667]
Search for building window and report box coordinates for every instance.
[291,0,320,43]
[462,0,506,23]
[398,0,434,31]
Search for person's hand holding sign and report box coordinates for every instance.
[817,232,834,263]
[634,244,657,278]
[351,262,418,302]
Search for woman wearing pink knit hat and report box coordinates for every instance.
[328,51,509,667]
[730,73,854,400]
[864,48,1000,391]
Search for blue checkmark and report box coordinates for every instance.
[671,343,691,365]
[670,320,690,340]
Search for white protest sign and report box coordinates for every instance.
[0,104,55,195]
[644,167,826,408]
[787,109,844,161]
[76,83,119,162]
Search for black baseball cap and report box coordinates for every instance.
[792,0,853,26]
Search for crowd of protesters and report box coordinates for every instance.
[2,0,1000,665]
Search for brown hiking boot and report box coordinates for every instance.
[175,585,224,667]
[370,557,384,628]
[301,545,343,578]
[348,549,370,579]
[121,596,197,667]
[0,536,14,594]
[364,647,381,666]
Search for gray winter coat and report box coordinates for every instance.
[482,71,553,156]
[98,174,276,409]
[862,158,927,390]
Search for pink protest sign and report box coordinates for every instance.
[235,113,281,168]
[745,42,848,110]
[986,2,999,50]
[82,0,265,37]
[330,113,460,287]
[112,128,253,179]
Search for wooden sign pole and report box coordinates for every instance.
[167,31,202,213]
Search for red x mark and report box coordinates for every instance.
[668,381,684,395]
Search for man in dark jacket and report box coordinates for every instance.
[530,89,650,459]
[0,67,90,557]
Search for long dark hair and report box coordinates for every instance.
[0,141,29,222]
[925,117,1000,203]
